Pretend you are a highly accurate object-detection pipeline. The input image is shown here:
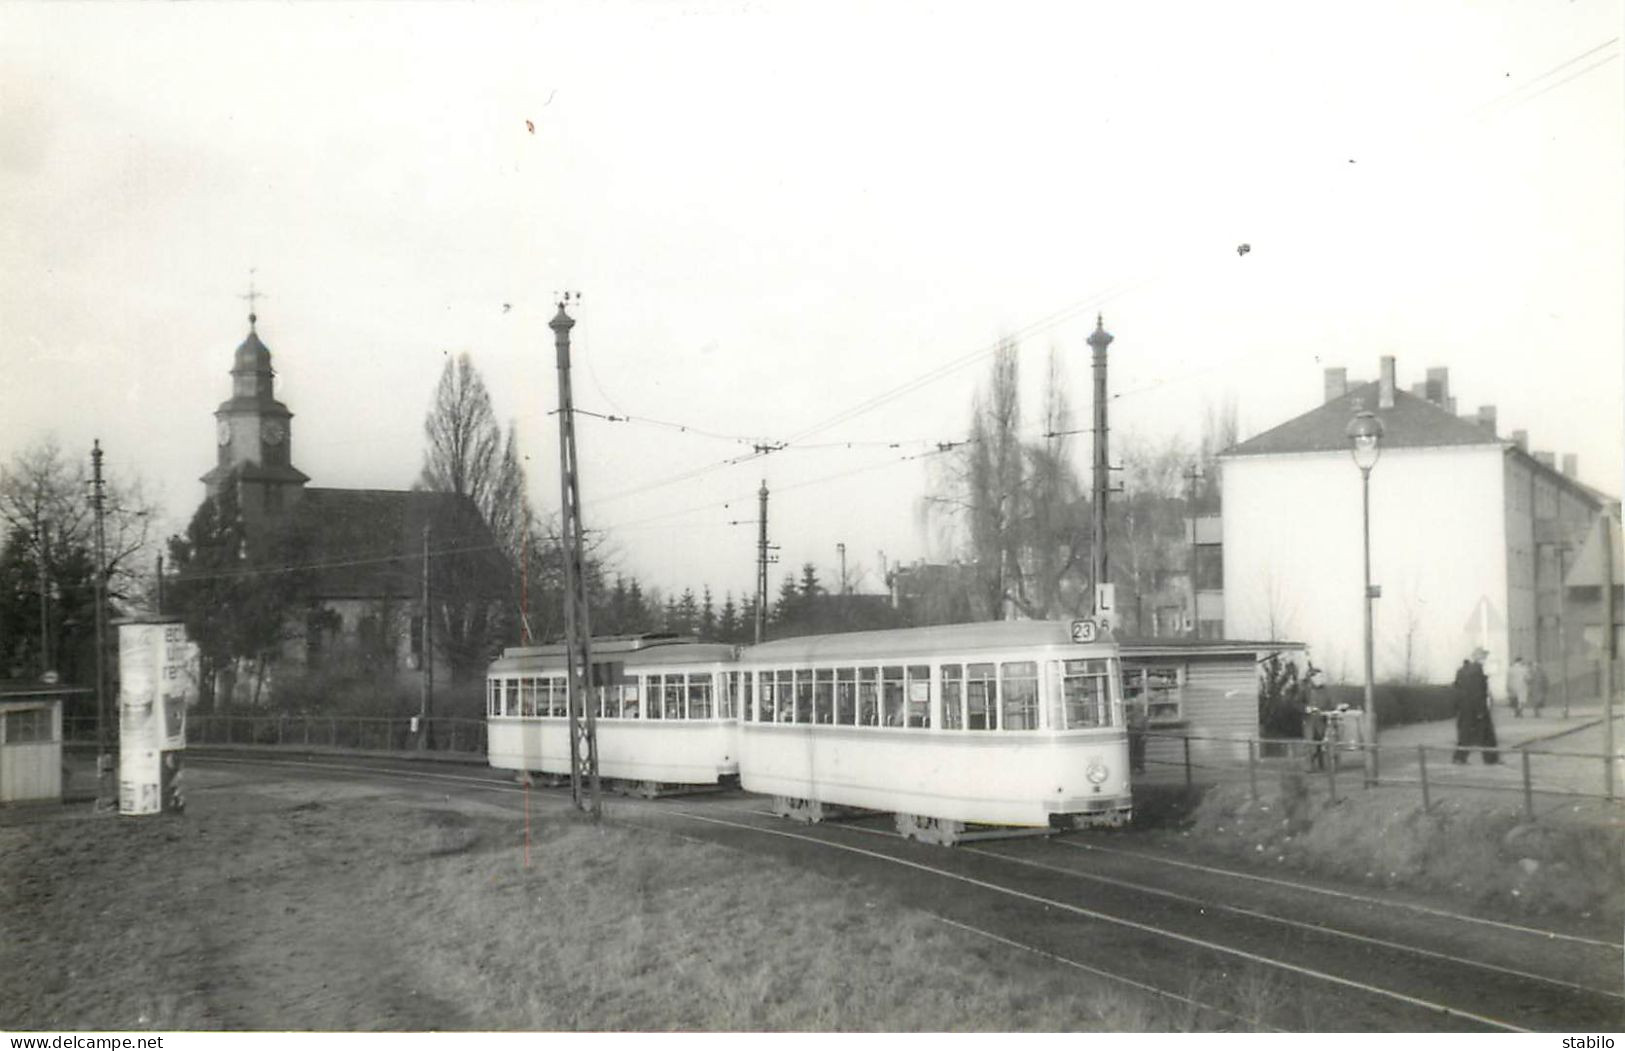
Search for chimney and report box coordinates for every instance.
[1476,405,1497,436]
[1323,367,1348,404]
[1426,366,1450,406]
[1511,429,1529,452]
[1562,453,1577,477]
[1378,356,1396,409]
[1534,451,1556,468]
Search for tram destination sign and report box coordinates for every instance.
[1069,619,1098,644]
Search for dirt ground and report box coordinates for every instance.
[1,761,1192,1032]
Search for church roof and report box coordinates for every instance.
[234,325,273,374]
[1223,381,1502,458]
[293,488,503,600]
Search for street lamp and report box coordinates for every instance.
[1347,409,1384,785]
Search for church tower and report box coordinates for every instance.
[201,308,309,521]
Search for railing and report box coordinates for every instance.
[63,712,487,756]
[1138,726,1624,820]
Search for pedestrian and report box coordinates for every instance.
[1126,690,1149,774]
[1453,647,1500,764]
[1508,656,1530,718]
[1531,660,1548,716]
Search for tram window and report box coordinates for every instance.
[906,666,931,728]
[814,669,834,724]
[882,666,905,727]
[645,675,663,720]
[759,677,776,722]
[666,677,686,720]
[795,671,814,724]
[966,663,997,730]
[487,680,498,717]
[1000,662,1038,730]
[858,667,879,726]
[777,670,795,722]
[1062,659,1111,728]
[743,673,754,722]
[836,667,856,725]
[516,678,534,717]
[505,679,520,717]
[690,676,712,720]
[940,664,964,729]
[542,678,560,717]
[720,673,734,719]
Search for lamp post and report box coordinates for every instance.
[1347,410,1384,786]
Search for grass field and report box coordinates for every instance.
[1,769,1239,1032]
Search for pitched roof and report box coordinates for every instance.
[291,488,501,600]
[1223,381,1499,458]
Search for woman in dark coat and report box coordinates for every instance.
[1453,648,1500,764]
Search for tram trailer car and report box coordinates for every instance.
[736,621,1131,843]
[487,635,741,792]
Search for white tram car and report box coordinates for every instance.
[486,635,740,791]
[486,620,1132,843]
[736,620,1131,842]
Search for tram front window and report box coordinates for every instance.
[1001,661,1038,730]
[1062,659,1112,728]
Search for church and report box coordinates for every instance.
[195,308,498,704]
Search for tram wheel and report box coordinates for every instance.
[896,813,963,846]
[771,795,826,824]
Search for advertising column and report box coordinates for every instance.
[118,619,197,815]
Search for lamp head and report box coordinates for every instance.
[1347,410,1384,471]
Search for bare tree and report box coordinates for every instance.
[415,353,533,679]
[0,437,156,680]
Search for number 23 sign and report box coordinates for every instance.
[1069,619,1098,643]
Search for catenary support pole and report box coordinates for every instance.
[552,297,601,820]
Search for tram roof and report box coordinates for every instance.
[742,620,1101,663]
[491,637,737,673]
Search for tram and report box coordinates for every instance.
[486,635,740,792]
[735,620,1131,842]
[485,619,1132,843]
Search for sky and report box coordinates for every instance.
[2,1,1621,602]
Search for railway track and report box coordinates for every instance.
[189,751,1624,1032]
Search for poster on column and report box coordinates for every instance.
[118,620,197,815]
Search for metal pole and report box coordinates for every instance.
[1088,316,1113,616]
[1182,735,1192,790]
[1247,738,1257,800]
[38,525,50,676]
[92,440,112,809]
[1601,514,1616,801]
[1521,750,1534,820]
[1361,465,1379,787]
[1557,543,1570,718]
[756,481,769,644]
[1185,465,1201,637]
[1418,745,1430,811]
[419,524,432,750]
[552,297,601,820]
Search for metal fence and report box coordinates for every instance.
[1139,728,1624,820]
[64,712,487,756]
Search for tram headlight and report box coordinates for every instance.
[1086,760,1110,785]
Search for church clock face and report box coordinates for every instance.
[263,419,287,445]
[217,420,232,446]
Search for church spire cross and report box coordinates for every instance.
[240,270,266,329]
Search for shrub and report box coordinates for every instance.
[1321,683,1455,727]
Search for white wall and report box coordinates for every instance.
[1222,445,1508,686]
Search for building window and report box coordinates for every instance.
[3,707,52,744]
[1124,666,1183,726]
